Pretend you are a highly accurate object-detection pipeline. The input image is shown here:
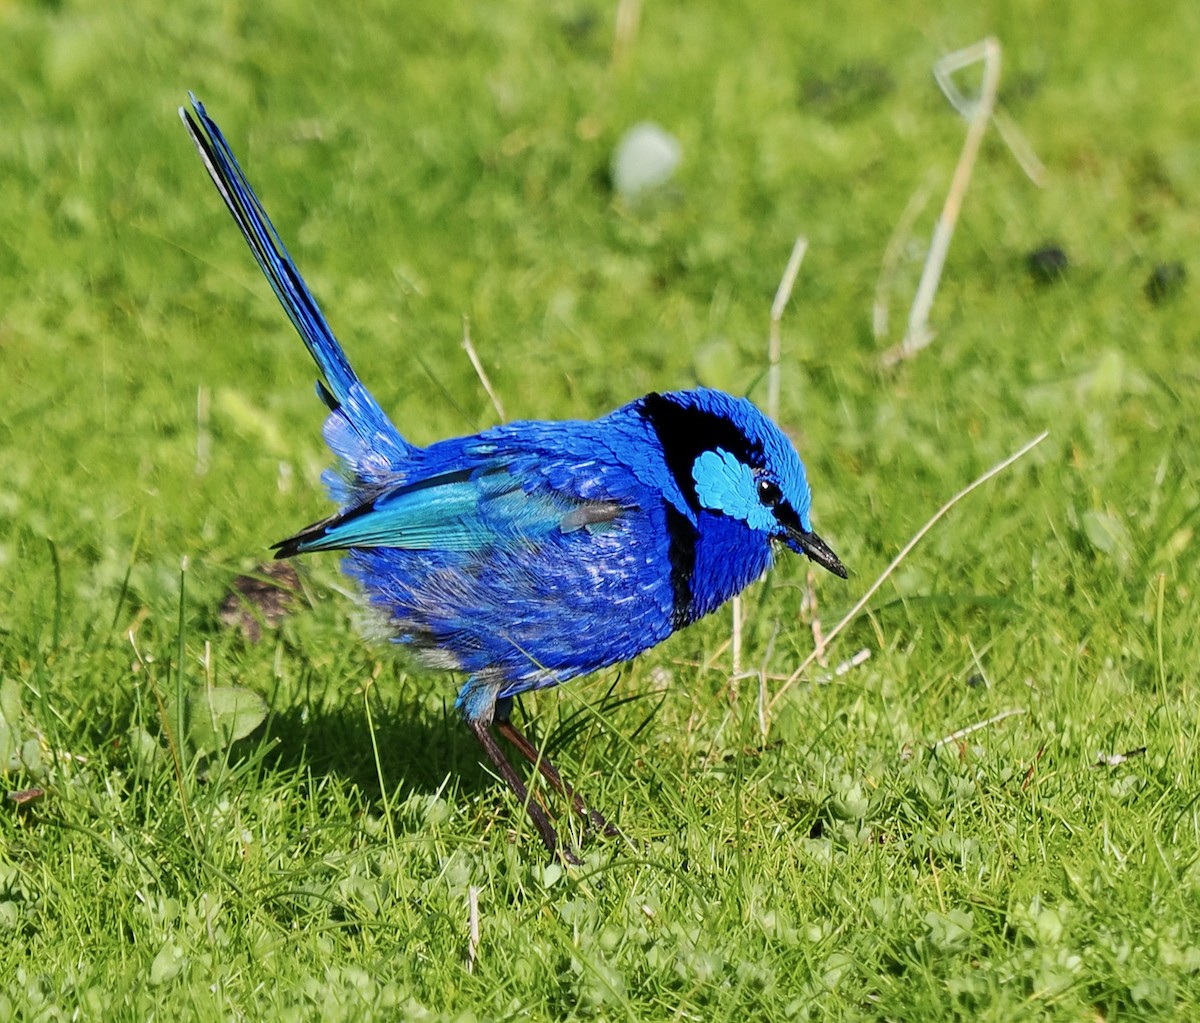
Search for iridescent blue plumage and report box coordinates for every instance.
[181,96,847,857]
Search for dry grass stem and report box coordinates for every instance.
[873,179,934,343]
[462,315,507,422]
[738,237,808,688]
[885,37,1001,366]
[933,707,1027,749]
[768,235,808,423]
[730,594,743,690]
[612,0,642,64]
[990,109,1046,186]
[466,885,481,973]
[1094,747,1147,768]
[814,648,871,685]
[933,41,1045,187]
[756,624,781,740]
[801,568,828,666]
[766,430,1049,729]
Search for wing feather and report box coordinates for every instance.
[274,463,629,558]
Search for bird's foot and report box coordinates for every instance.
[585,807,624,841]
[555,842,584,867]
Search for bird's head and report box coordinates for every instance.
[639,389,847,578]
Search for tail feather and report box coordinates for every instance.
[180,95,362,405]
[181,93,412,498]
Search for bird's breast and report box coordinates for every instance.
[674,510,774,625]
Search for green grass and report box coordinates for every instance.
[3,0,1199,1018]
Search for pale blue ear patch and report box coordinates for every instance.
[692,449,775,531]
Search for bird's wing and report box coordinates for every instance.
[273,461,630,559]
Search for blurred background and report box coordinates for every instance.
[5,0,1196,617]
[2,1,1199,1012]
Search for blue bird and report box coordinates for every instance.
[181,96,847,858]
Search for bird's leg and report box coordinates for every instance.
[468,719,579,864]
[495,718,620,838]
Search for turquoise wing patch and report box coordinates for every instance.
[286,467,626,554]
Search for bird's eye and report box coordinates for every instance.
[756,478,782,508]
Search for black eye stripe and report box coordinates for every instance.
[637,392,764,513]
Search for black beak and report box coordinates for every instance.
[787,525,848,579]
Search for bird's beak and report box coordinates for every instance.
[786,525,848,579]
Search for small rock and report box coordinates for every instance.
[1144,261,1186,304]
[1026,245,1069,283]
[611,122,681,201]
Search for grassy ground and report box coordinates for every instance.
[3,0,1199,1018]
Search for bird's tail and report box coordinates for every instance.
[180,94,412,498]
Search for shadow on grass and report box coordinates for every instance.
[256,687,494,808]
[238,661,653,849]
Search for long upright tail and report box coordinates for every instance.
[181,94,411,501]
[180,94,365,409]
